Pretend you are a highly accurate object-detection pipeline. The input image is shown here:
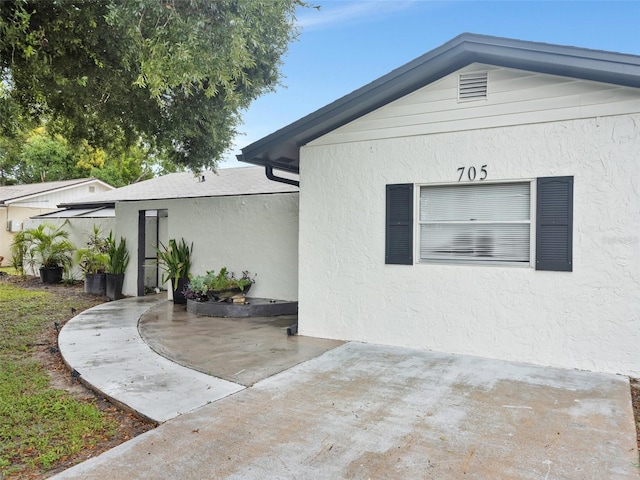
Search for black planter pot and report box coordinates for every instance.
[171,277,189,304]
[85,273,107,295]
[39,266,63,284]
[106,273,125,301]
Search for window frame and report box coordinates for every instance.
[416,179,536,268]
[384,176,571,271]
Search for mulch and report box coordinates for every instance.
[631,378,640,453]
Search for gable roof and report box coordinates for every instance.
[237,33,640,174]
[60,166,298,208]
[0,178,112,205]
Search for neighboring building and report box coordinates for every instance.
[0,178,114,264]
[52,167,299,300]
[238,34,640,376]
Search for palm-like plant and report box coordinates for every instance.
[155,238,193,290]
[107,235,130,275]
[10,231,28,276]
[11,223,74,276]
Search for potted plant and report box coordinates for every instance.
[11,223,74,283]
[106,234,129,301]
[76,226,109,295]
[155,238,193,304]
[205,267,255,302]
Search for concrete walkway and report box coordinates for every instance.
[55,297,640,479]
[58,296,244,423]
[138,301,343,386]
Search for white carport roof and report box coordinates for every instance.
[36,207,116,218]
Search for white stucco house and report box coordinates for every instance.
[49,168,298,300]
[237,34,640,377]
[1,178,114,264]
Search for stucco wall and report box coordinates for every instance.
[298,114,640,376]
[116,193,299,301]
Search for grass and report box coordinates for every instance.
[0,282,116,478]
[0,266,20,275]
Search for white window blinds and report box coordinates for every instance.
[419,182,531,264]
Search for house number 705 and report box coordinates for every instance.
[457,165,488,182]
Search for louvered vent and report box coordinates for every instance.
[459,72,488,102]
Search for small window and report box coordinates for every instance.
[419,182,531,265]
[89,186,95,193]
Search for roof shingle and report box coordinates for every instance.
[61,167,298,207]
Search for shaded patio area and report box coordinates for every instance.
[138,301,344,386]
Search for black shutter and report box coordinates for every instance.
[385,184,413,265]
[536,176,573,272]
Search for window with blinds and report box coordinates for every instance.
[419,182,531,264]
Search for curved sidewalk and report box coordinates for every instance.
[58,295,244,424]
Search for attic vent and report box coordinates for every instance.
[459,72,488,102]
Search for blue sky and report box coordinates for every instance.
[218,0,640,168]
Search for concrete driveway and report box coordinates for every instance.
[54,335,638,479]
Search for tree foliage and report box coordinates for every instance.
[0,0,302,171]
[0,80,35,184]
[0,125,173,187]
[18,128,74,183]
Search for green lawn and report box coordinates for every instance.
[0,281,116,478]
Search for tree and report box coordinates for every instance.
[0,78,35,184]
[3,124,176,187]
[17,128,75,183]
[89,144,182,187]
[0,0,302,171]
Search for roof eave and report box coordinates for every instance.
[239,33,640,174]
